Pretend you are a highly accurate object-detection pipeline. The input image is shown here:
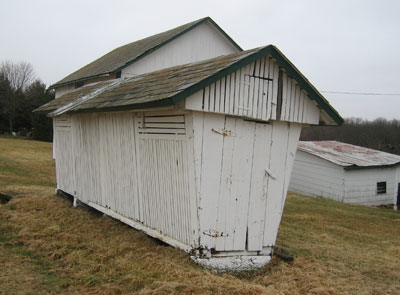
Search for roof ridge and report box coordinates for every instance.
[50,17,242,89]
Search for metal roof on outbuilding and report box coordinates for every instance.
[50,17,242,89]
[298,141,400,170]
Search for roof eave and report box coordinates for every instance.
[48,73,112,90]
[344,162,400,171]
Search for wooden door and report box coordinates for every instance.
[215,117,256,251]
[134,112,193,246]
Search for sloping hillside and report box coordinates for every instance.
[0,137,399,295]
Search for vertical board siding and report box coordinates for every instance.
[185,57,320,125]
[280,71,320,124]
[54,116,75,195]
[262,122,302,247]
[134,112,193,245]
[66,111,194,247]
[288,151,346,202]
[195,113,226,248]
[246,122,273,251]
[344,168,397,206]
[137,138,192,245]
[193,114,302,252]
[215,117,255,251]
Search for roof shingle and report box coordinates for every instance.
[51,17,242,88]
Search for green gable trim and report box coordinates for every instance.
[50,17,242,90]
[268,46,343,126]
[67,45,343,126]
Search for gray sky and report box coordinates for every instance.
[1,0,399,120]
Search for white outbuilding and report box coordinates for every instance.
[289,141,400,208]
[36,18,342,270]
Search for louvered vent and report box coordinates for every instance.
[137,114,186,136]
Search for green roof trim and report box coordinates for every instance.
[50,17,242,90]
[60,45,343,125]
[344,162,400,171]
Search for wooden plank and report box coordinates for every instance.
[198,113,225,249]
[280,72,287,121]
[271,62,279,120]
[143,115,185,123]
[263,121,290,247]
[259,57,267,120]
[281,123,302,210]
[298,91,305,123]
[247,62,255,118]
[138,128,186,134]
[204,86,210,111]
[265,58,273,121]
[295,86,301,122]
[185,112,199,246]
[243,64,252,117]
[291,81,297,122]
[231,119,255,250]
[215,116,236,251]
[234,69,241,116]
[191,111,204,244]
[227,73,234,114]
[140,122,185,129]
[209,82,215,112]
[215,79,221,113]
[247,122,273,251]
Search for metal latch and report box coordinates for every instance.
[203,230,229,237]
[212,128,235,137]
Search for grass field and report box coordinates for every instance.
[1,137,399,295]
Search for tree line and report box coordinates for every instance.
[0,61,53,141]
[301,117,400,155]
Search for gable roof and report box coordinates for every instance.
[50,17,242,89]
[298,141,400,170]
[36,45,343,125]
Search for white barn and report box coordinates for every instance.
[36,18,342,270]
[289,141,400,208]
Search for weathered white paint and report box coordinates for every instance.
[344,168,400,206]
[53,109,305,270]
[191,113,302,255]
[289,151,346,202]
[289,150,400,206]
[122,22,238,78]
[50,68,323,270]
[55,84,76,99]
[185,57,320,125]
[53,115,75,195]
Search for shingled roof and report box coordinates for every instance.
[51,17,242,89]
[36,45,343,125]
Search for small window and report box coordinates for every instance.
[377,182,386,194]
[116,71,121,79]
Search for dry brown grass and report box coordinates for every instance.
[1,137,399,295]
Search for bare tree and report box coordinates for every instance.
[0,61,35,133]
[0,61,35,91]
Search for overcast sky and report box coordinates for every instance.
[1,0,399,120]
